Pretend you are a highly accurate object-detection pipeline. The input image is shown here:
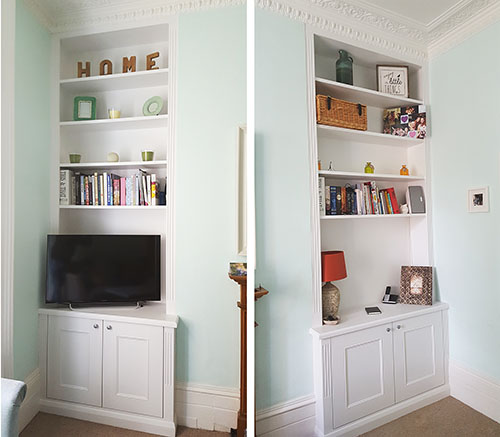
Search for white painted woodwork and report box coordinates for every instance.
[59,160,167,170]
[331,324,395,428]
[318,170,424,182]
[393,312,444,402]
[47,316,103,407]
[103,321,163,417]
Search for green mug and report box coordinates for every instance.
[69,153,81,163]
[142,150,154,161]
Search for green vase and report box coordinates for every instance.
[336,50,353,85]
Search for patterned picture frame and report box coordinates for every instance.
[73,96,96,121]
[400,266,432,305]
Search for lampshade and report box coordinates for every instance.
[321,251,347,282]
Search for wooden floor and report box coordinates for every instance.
[21,413,230,436]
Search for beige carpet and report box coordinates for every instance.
[362,397,500,436]
[21,412,230,437]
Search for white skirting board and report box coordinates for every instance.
[450,360,500,424]
[175,383,239,432]
[19,369,239,434]
[18,368,41,432]
[256,385,451,437]
[256,395,316,437]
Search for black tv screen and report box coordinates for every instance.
[46,234,161,304]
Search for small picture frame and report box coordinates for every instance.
[400,266,432,305]
[73,96,96,121]
[377,65,409,98]
[468,187,489,213]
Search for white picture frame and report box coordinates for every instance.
[377,65,409,98]
[468,187,489,213]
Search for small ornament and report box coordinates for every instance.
[400,165,409,176]
[364,162,374,173]
[107,152,119,162]
[328,161,334,171]
[318,160,322,170]
[336,50,353,85]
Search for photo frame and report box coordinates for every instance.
[468,187,489,213]
[400,266,432,305]
[73,96,96,121]
[377,65,409,98]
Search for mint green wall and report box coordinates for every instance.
[430,22,500,381]
[255,9,313,409]
[175,6,246,388]
[13,0,51,381]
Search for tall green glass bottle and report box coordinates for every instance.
[336,50,353,85]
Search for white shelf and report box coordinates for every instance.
[60,205,166,210]
[60,69,168,93]
[60,115,168,131]
[318,170,424,182]
[317,124,424,147]
[310,302,449,339]
[60,160,167,170]
[320,213,426,220]
[315,77,424,108]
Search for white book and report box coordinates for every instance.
[103,172,108,206]
[318,177,326,216]
[142,174,148,205]
[59,170,73,205]
[134,174,140,206]
[146,175,151,206]
[99,174,104,206]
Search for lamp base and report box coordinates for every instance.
[322,281,340,324]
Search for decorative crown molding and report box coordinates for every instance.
[24,0,244,34]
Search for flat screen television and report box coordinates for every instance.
[46,234,161,304]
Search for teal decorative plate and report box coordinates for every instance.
[143,96,163,116]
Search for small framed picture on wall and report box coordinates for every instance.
[377,65,409,98]
[468,187,489,213]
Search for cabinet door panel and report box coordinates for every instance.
[103,321,163,417]
[47,316,103,406]
[331,324,394,428]
[393,312,444,402]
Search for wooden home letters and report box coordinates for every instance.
[77,52,160,77]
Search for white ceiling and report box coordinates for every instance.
[356,0,469,28]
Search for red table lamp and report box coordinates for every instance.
[321,251,347,324]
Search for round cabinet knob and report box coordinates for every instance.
[93,324,99,329]
[386,327,391,332]
[106,325,112,330]
[397,325,402,330]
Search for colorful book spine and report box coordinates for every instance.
[325,185,331,215]
[318,177,326,216]
[113,178,120,205]
[120,177,126,206]
[59,170,73,205]
[125,177,132,206]
[387,188,400,214]
[330,186,336,215]
[151,174,157,206]
[107,174,112,206]
[146,175,151,206]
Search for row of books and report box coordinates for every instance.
[59,170,164,206]
[318,177,401,215]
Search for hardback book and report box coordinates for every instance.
[407,186,425,214]
[151,174,157,206]
[120,177,126,206]
[80,175,85,205]
[146,175,152,206]
[59,170,73,205]
[325,186,331,215]
[126,177,132,206]
[84,176,90,205]
[318,177,326,216]
[142,174,148,206]
[107,174,112,206]
[102,173,107,206]
[113,177,120,205]
[93,172,99,206]
[387,187,401,214]
[330,186,337,215]
[341,186,347,214]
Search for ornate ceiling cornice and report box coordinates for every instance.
[23,0,500,59]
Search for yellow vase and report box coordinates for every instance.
[364,162,374,173]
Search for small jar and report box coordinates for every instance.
[364,162,374,173]
[318,160,322,170]
[400,165,409,176]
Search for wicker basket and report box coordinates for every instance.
[316,95,367,131]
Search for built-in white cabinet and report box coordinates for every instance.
[47,316,103,407]
[393,311,444,403]
[39,306,178,436]
[331,323,395,428]
[311,304,449,436]
[102,320,163,417]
